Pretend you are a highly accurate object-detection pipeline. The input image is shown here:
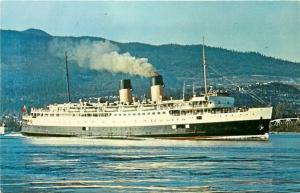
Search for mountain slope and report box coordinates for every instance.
[1,29,299,114]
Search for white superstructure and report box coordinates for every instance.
[22,91,272,139]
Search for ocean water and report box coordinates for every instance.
[1,134,300,193]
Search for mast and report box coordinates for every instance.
[192,82,196,97]
[202,37,208,96]
[182,80,186,100]
[65,51,71,102]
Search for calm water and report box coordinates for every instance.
[1,134,300,193]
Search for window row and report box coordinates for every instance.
[31,113,112,117]
[113,111,167,116]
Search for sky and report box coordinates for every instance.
[1,1,300,62]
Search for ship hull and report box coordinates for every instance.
[21,119,270,140]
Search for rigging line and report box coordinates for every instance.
[210,62,235,79]
[235,82,267,104]
[242,87,266,104]
[209,65,265,104]
[210,66,266,104]
[207,65,267,104]
[245,91,266,105]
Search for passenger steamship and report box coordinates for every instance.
[21,44,272,140]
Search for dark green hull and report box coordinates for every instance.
[22,119,270,140]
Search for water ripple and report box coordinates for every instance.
[1,133,300,192]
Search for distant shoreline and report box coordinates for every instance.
[270,131,300,134]
[270,126,300,133]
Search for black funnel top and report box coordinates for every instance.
[151,75,164,86]
[119,79,132,89]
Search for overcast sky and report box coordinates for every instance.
[1,1,299,62]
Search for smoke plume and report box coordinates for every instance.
[48,38,158,77]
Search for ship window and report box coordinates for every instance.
[152,112,155,115]
[169,110,180,116]
[123,113,126,116]
[119,114,122,116]
[177,124,185,129]
[137,113,140,115]
[197,116,202,120]
[147,112,150,115]
[133,113,136,115]
[56,114,59,116]
[93,114,97,117]
[157,112,161,115]
[142,113,145,115]
[162,111,166,114]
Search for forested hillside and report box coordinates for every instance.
[1,29,299,114]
